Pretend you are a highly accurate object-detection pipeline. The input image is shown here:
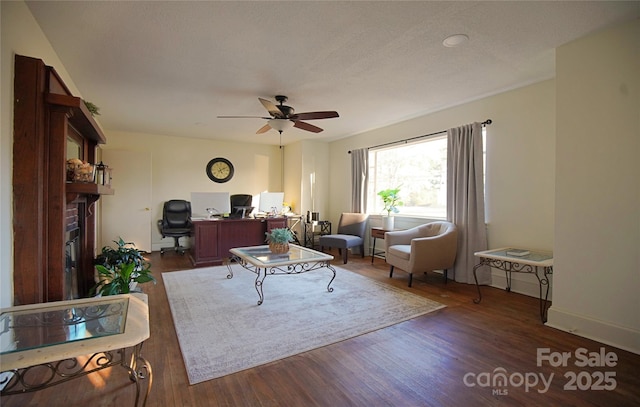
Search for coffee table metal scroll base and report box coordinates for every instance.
[227,245,336,305]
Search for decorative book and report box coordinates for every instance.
[506,249,530,257]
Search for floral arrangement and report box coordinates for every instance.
[83,100,100,116]
[378,187,403,215]
[265,228,294,244]
[67,158,95,182]
[92,237,155,296]
[265,228,294,254]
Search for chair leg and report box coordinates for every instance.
[360,245,365,258]
[343,249,348,264]
[173,237,185,255]
[444,269,448,284]
[389,265,394,278]
[408,273,413,287]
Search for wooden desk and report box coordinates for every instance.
[190,217,287,267]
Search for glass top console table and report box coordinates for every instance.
[228,244,336,305]
[0,293,151,406]
[473,248,553,323]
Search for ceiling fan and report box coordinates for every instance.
[218,95,339,134]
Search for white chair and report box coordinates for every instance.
[385,221,458,287]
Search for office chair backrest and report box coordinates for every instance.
[230,194,252,210]
[163,200,191,228]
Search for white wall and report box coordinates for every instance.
[548,20,639,353]
[102,130,282,251]
[0,1,87,307]
[328,80,556,296]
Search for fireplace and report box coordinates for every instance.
[65,228,80,300]
[12,55,113,305]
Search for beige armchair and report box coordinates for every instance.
[385,221,458,287]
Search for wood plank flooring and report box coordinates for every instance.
[3,249,639,406]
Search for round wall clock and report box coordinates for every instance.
[206,157,234,183]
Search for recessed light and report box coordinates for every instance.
[443,34,469,48]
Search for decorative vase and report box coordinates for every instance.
[383,215,394,230]
[269,242,289,254]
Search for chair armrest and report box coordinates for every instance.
[385,229,418,248]
[409,232,458,270]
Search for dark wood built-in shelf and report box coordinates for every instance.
[12,55,113,305]
[45,93,106,144]
[66,182,115,204]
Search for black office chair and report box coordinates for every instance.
[230,194,253,218]
[157,200,192,255]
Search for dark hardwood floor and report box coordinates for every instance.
[3,249,639,406]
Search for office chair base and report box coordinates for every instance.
[160,236,189,255]
[160,246,188,255]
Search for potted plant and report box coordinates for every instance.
[92,237,155,296]
[377,187,402,230]
[265,228,294,254]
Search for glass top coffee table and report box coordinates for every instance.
[228,244,336,305]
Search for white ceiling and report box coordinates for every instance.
[26,1,639,146]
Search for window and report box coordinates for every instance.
[367,135,448,218]
[366,128,486,219]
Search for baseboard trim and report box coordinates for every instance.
[546,306,640,355]
[489,270,551,300]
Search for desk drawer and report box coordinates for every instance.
[371,228,387,239]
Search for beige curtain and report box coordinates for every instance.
[350,148,368,213]
[447,122,490,284]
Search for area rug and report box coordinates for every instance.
[163,264,444,385]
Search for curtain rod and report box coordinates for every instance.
[348,119,492,154]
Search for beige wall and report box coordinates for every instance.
[101,131,283,251]
[548,20,640,353]
[282,140,330,237]
[328,80,556,296]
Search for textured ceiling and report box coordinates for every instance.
[25,1,639,146]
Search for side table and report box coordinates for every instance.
[473,248,553,323]
[0,293,152,406]
[370,226,392,263]
[302,221,331,249]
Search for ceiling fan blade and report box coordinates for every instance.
[217,115,271,119]
[291,111,339,121]
[259,98,284,118]
[256,123,272,134]
[293,121,323,133]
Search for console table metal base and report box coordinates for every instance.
[228,257,336,305]
[1,345,152,406]
[473,257,553,323]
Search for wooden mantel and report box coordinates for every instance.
[12,55,113,305]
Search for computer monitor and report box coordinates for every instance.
[259,192,285,214]
[190,192,231,218]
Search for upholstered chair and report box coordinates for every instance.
[385,221,458,287]
[157,200,192,255]
[319,213,369,264]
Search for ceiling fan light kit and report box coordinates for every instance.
[218,95,339,135]
[268,119,295,132]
